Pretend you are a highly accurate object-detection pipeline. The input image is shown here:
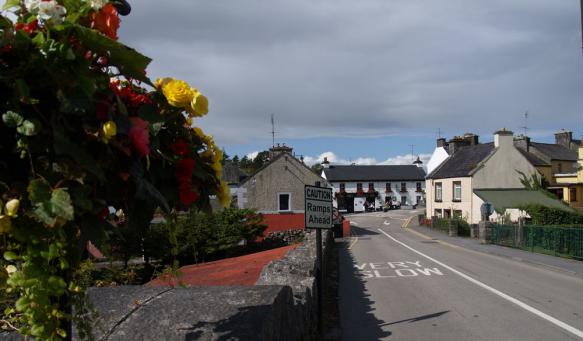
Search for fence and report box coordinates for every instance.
[430,218,471,237]
[491,224,583,260]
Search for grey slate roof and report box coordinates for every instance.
[322,165,426,182]
[516,148,548,166]
[427,143,495,179]
[530,142,577,161]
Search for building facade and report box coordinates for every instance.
[321,162,426,213]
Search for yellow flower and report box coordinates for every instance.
[102,121,117,140]
[0,215,11,235]
[5,199,19,217]
[217,182,231,207]
[154,77,172,89]
[5,265,16,274]
[161,79,195,108]
[187,93,209,117]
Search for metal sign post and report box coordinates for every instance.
[305,182,332,333]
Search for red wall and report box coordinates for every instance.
[261,213,305,235]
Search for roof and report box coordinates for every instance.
[516,148,548,166]
[322,165,426,182]
[240,152,326,186]
[474,189,572,214]
[530,142,577,161]
[427,143,495,179]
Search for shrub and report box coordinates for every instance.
[519,204,583,226]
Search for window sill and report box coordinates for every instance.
[452,199,462,202]
[435,200,442,203]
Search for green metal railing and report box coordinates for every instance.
[491,224,583,259]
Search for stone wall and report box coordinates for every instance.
[61,230,331,341]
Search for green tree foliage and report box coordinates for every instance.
[144,208,266,264]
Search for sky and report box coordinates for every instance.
[118,0,583,166]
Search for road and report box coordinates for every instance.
[338,209,583,340]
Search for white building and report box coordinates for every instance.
[321,160,426,213]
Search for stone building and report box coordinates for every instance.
[238,146,327,213]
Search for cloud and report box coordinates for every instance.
[303,151,431,167]
[245,151,259,160]
[118,1,583,147]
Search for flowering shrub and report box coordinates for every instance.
[0,1,229,339]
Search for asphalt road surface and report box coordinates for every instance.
[339,209,583,341]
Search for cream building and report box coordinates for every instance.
[426,129,540,224]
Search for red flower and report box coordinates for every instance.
[171,139,191,157]
[175,158,195,181]
[15,20,38,35]
[90,4,120,40]
[179,186,199,206]
[128,117,150,156]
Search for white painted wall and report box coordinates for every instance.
[329,180,425,209]
[427,147,449,175]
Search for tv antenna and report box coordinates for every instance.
[524,111,529,135]
[270,114,277,148]
[437,128,442,139]
[409,144,415,161]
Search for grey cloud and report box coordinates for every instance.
[119,0,583,145]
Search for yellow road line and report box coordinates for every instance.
[348,229,359,249]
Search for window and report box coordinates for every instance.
[357,183,363,191]
[401,196,407,205]
[368,182,374,190]
[435,182,442,202]
[278,193,290,211]
[558,163,563,173]
[454,210,462,219]
[571,188,577,202]
[416,196,421,204]
[339,183,345,191]
[386,182,392,191]
[416,182,422,192]
[400,182,407,192]
[453,181,462,201]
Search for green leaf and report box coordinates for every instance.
[32,202,57,227]
[50,189,74,221]
[53,130,106,182]
[31,32,46,48]
[2,111,23,128]
[3,251,19,261]
[28,179,52,203]
[138,105,164,123]
[72,24,152,83]
[2,0,19,11]
[69,186,93,212]
[15,79,31,103]
[0,15,12,29]
[16,119,41,136]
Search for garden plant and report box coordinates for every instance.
[0,0,230,339]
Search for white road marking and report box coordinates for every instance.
[350,221,359,226]
[383,220,391,226]
[377,228,583,340]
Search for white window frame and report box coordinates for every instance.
[278,192,291,212]
[435,182,442,201]
[453,182,462,201]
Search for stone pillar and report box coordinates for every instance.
[479,221,492,244]
[516,219,523,247]
[431,216,438,229]
[470,224,478,239]
[448,219,458,237]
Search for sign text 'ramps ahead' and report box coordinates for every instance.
[305,185,333,229]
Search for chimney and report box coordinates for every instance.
[321,157,330,169]
[494,128,513,148]
[554,129,573,149]
[514,135,530,152]
[463,133,479,146]
[436,138,446,148]
[269,143,293,159]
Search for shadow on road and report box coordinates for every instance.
[338,243,392,340]
[382,310,449,327]
[350,225,381,237]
